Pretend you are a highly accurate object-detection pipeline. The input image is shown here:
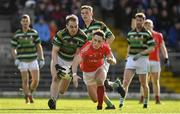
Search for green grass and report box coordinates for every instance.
[0,98,180,114]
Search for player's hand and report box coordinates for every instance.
[133,53,142,61]
[106,58,113,64]
[39,59,45,69]
[73,74,81,88]
[164,58,170,70]
[55,64,66,79]
[15,59,20,67]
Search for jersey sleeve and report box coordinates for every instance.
[104,43,111,56]
[52,31,63,48]
[33,30,41,45]
[147,31,155,47]
[159,33,163,46]
[11,34,18,48]
[77,30,88,47]
[100,22,114,39]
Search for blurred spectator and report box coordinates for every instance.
[0,0,17,15]
[23,0,36,24]
[33,16,51,50]
[50,4,67,29]
[49,20,58,42]
[168,21,180,51]
[113,0,132,34]
[100,0,114,25]
[157,9,170,40]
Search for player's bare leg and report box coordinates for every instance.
[139,74,149,108]
[29,70,39,103]
[20,71,30,103]
[120,69,135,108]
[150,72,161,104]
[30,70,39,93]
[87,85,98,102]
[59,78,71,94]
[48,62,60,109]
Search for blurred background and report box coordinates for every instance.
[0,0,180,99]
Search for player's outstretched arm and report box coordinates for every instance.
[72,54,82,88]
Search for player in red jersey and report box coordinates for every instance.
[71,30,116,110]
[139,19,169,104]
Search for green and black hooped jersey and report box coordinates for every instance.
[11,28,41,62]
[127,28,155,56]
[82,20,114,40]
[53,28,88,61]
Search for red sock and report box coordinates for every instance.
[140,96,144,103]
[155,96,160,102]
[97,86,105,107]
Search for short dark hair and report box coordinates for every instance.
[66,14,78,25]
[93,29,105,40]
[135,13,146,20]
[81,5,93,13]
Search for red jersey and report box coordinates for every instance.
[79,41,111,72]
[149,31,163,61]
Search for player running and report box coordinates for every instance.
[48,14,88,109]
[11,14,45,104]
[72,29,116,110]
[81,5,125,109]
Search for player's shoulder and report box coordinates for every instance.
[155,31,163,36]
[142,27,152,37]
[13,29,22,38]
[14,29,22,34]
[153,31,164,41]
[127,29,136,36]
[29,28,39,35]
[56,29,66,37]
[79,28,87,36]
[80,41,91,52]
[94,19,107,26]
[102,42,110,48]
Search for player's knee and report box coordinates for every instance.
[32,79,39,84]
[141,84,148,89]
[59,90,65,94]
[53,76,60,82]
[123,80,129,88]
[22,79,28,85]
[92,99,97,103]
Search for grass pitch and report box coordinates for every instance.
[0,98,180,114]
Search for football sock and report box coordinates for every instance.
[104,97,113,107]
[140,96,144,103]
[144,97,149,105]
[112,82,119,89]
[119,97,124,105]
[97,86,105,107]
[155,95,160,103]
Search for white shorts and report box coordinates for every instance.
[57,57,72,67]
[149,61,161,73]
[83,65,106,85]
[125,55,149,74]
[18,60,39,72]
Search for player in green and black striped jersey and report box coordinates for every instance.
[11,14,44,104]
[48,14,88,110]
[119,13,155,109]
[80,5,119,110]
[81,5,115,44]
